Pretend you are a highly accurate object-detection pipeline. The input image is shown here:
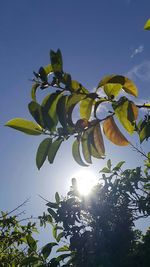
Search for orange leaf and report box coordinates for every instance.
[103,117,129,146]
[93,124,105,156]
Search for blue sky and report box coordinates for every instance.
[1,0,150,235]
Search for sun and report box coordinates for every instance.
[72,170,98,196]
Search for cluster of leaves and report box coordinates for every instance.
[38,160,150,267]
[5,49,150,168]
[0,208,74,267]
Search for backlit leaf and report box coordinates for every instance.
[88,126,102,159]
[113,98,138,134]
[55,192,60,204]
[71,80,89,94]
[31,83,39,102]
[57,95,68,128]
[103,116,129,146]
[43,64,53,75]
[48,138,63,163]
[80,98,94,120]
[42,92,62,131]
[144,19,150,30]
[93,124,105,157]
[97,75,138,97]
[81,131,92,164]
[104,83,122,98]
[57,245,70,252]
[72,139,88,166]
[66,94,85,126]
[42,242,57,260]
[50,49,63,73]
[26,235,37,250]
[5,118,43,135]
[113,161,125,171]
[28,101,45,128]
[36,138,52,169]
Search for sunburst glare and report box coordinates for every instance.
[72,170,98,196]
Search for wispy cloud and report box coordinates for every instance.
[126,61,150,81]
[131,45,144,58]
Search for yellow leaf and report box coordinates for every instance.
[144,19,150,30]
[103,117,129,146]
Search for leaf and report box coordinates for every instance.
[21,257,39,265]
[39,67,47,82]
[28,101,45,128]
[5,118,43,135]
[93,124,105,157]
[31,83,39,102]
[66,94,85,126]
[42,92,62,131]
[104,83,122,98]
[100,167,111,173]
[113,161,125,171]
[94,98,106,118]
[41,242,58,260]
[81,131,92,164]
[47,208,57,219]
[72,139,88,166]
[46,202,58,209]
[113,98,138,134]
[144,19,150,30]
[56,232,66,242]
[103,116,129,146]
[139,121,150,143]
[57,95,68,128]
[36,138,52,169]
[50,49,63,73]
[57,245,70,252]
[26,235,37,251]
[55,192,60,204]
[48,138,63,164]
[107,159,111,170]
[88,126,102,159]
[80,98,94,120]
[97,75,138,97]
[43,64,53,75]
[71,80,89,94]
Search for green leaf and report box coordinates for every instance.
[21,257,39,265]
[57,95,68,128]
[81,131,92,164]
[107,159,111,170]
[97,75,138,97]
[41,242,58,260]
[144,19,150,30]
[71,80,89,94]
[80,98,94,120]
[113,161,125,171]
[46,202,58,209]
[5,118,43,135]
[100,167,111,173]
[66,94,85,126]
[28,101,45,128]
[56,232,66,242]
[72,139,88,166]
[43,64,53,75]
[48,138,63,163]
[57,245,70,252]
[50,49,63,73]
[113,98,138,134]
[139,121,150,143]
[36,138,52,169]
[42,92,63,131]
[47,208,57,219]
[39,67,47,82]
[55,192,60,204]
[26,235,37,251]
[31,83,39,102]
[104,83,122,98]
